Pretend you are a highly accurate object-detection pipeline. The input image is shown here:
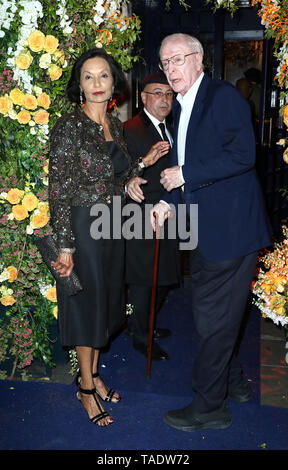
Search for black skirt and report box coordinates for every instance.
[56,205,125,349]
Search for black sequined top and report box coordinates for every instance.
[48,107,138,250]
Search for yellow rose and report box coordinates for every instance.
[17,110,31,124]
[45,286,57,303]
[44,35,59,54]
[52,305,58,319]
[15,52,33,70]
[6,188,24,204]
[0,96,12,115]
[12,204,28,221]
[22,192,39,211]
[0,295,16,307]
[48,64,62,81]
[37,92,50,109]
[28,30,45,52]
[38,201,49,214]
[30,212,49,228]
[34,109,49,125]
[275,306,285,316]
[22,94,38,110]
[7,266,18,283]
[54,49,65,65]
[283,148,288,164]
[10,89,24,106]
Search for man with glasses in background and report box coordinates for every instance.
[124,72,180,361]
[151,33,271,431]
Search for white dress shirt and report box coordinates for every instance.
[177,72,204,181]
[144,108,173,145]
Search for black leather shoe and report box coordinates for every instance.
[133,340,169,361]
[125,326,171,340]
[164,402,231,432]
[153,328,171,340]
[228,380,252,403]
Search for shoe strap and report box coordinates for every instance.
[78,387,103,413]
[78,387,96,395]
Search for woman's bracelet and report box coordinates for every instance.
[59,247,76,254]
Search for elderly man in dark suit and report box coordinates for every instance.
[151,34,271,431]
[124,72,180,361]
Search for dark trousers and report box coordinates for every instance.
[128,284,169,344]
[188,247,258,413]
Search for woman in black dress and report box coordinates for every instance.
[48,49,169,427]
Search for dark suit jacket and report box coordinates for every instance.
[123,109,180,285]
[163,74,272,262]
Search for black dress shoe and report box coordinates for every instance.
[125,326,171,340]
[153,328,171,339]
[164,402,231,432]
[133,340,169,361]
[228,380,252,403]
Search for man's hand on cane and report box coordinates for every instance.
[150,202,174,231]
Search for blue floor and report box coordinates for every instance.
[0,288,287,451]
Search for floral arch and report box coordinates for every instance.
[0,0,287,379]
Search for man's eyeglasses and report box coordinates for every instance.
[159,52,198,71]
[143,91,174,98]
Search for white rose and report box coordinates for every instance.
[33,85,42,96]
[26,224,34,235]
[0,270,10,283]
[8,109,17,120]
[39,53,51,69]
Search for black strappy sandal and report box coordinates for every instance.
[75,370,121,403]
[76,387,113,426]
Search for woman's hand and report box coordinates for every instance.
[141,141,170,168]
[126,176,147,203]
[51,252,74,277]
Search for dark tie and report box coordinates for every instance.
[158,122,169,142]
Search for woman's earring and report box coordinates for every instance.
[80,90,84,105]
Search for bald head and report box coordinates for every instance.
[160,33,204,57]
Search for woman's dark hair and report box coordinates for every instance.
[66,48,128,104]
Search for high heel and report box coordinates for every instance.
[76,387,113,426]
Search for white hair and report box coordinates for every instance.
[160,33,204,56]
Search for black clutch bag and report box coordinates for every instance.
[34,235,82,296]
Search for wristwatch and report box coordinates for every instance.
[138,158,145,169]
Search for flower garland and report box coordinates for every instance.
[252,227,288,326]
[1,29,67,145]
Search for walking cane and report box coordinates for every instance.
[147,212,161,378]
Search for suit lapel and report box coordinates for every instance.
[139,110,162,143]
[186,74,210,141]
